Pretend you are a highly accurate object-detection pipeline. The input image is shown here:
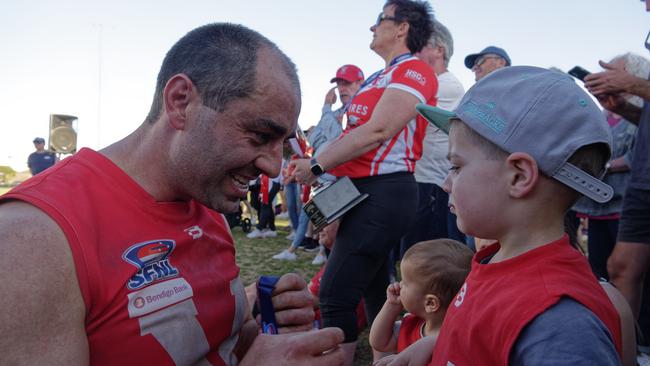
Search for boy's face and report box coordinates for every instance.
[443,123,509,239]
[399,260,427,316]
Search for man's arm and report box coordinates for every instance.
[601,282,637,366]
[593,95,643,126]
[309,87,343,152]
[585,60,650,100]
[238,328,344,366]
[0,201,88,364]
[27,154,34,175]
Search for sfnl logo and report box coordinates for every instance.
[122,240,179,290]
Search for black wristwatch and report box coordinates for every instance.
[310,158,325,177]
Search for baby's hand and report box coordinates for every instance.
[386,282,401,306]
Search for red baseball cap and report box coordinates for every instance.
[330,64,364,83]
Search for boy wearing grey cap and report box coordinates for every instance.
[417,66,622,365]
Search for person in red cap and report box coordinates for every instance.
[309,64,365,151]
[271,65,365,263]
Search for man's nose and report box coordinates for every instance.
[256,142,283,178]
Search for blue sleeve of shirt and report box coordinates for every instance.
[308,105,343,153]
[510,297,620,366]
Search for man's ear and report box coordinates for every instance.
[425,294,441,314]
[505,152,539,198]
[163,74,196,130]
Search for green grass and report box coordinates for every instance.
[0,187,11,196]
[232,217,374,365]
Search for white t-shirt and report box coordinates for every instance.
[414,71,465,185]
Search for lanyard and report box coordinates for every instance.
[257,275,280,334]
[343,52,413,114]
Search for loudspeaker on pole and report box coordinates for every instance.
[49,114,78,154]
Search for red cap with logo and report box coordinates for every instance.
[330,64,364,83]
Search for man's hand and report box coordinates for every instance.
[386,282,402,307]
[238,273,315,359]
[289,158,318,186]
[583,59,649,121]
[585,60,637,96]
[269,273,315,333]
[325,87,337,105]
[239,328,344,366]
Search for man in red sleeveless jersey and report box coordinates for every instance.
[0,24,343,366]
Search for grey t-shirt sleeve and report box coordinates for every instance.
[510,297,621,366]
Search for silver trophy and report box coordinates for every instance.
[288,127,367,232]
[303,176,368,233]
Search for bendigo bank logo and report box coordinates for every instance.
[122,240,179,290]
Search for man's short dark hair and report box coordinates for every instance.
[385,0,434,54]
[145,23,300,123]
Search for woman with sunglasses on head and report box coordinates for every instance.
[291,0,437,363]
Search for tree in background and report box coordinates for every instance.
[0,166,17,184]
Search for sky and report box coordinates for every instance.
[1,0,648,172]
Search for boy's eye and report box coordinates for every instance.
[449,165,460,173]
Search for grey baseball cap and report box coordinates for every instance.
[416,66,613,203]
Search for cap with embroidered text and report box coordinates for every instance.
[416,66,614,203]
[330,64,364,83]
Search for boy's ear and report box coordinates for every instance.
[505,152,539,198]
[163,73,198,130]
[424,294,441,313]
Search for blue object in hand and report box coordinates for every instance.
[257,275,280,334]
